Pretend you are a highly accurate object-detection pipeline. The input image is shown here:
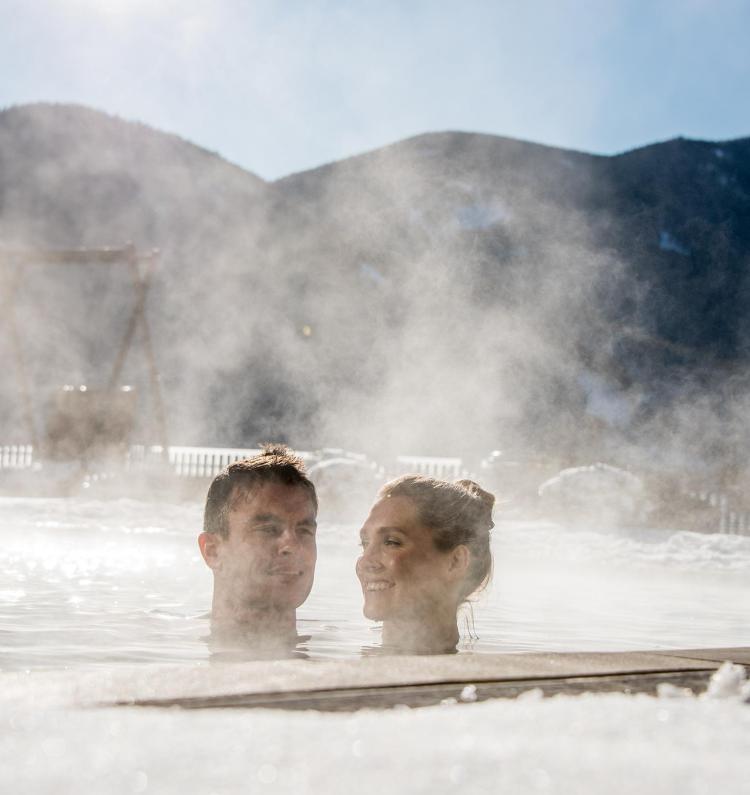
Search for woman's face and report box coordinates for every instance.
[356,495,456,622]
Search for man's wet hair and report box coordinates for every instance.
[203,444,317,538]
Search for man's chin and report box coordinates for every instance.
[264,577,314,611]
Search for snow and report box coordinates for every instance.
[704,662,750,701]
[1,686,749,794]
[459,684,478,702]
[538,463,646,525]
[659,230,690,256]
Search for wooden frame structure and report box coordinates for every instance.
[0,244,168,456]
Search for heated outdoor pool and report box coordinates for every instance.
[1,497,749,670]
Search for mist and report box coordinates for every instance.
[0,103,749,507]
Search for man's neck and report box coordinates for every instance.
[210,589,297,642]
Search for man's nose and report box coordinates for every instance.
[278,527,300,555]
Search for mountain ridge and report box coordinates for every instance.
[0,102,267,185]
[1,102,749,471]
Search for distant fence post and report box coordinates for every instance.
[0,444,34,470]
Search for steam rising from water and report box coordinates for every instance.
[0,104,748,483]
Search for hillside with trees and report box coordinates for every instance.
[1,103,749,474]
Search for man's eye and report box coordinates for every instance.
[255,525,279,535]
[359,539,368,549]
[299,526,315,536]
[384,537,402,547]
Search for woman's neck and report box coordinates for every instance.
[382,611,459,655]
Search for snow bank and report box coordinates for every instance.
[2,689,749,794]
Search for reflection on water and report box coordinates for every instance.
[1,498,749,671]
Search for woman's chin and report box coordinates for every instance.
[362,596,388,621]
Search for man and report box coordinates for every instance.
[198,444,318,650]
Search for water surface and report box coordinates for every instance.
[1,497,749,671]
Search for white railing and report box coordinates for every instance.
[0,445,34,469]
[3,440,749,536]
[127,445,316,479]
[684,489,750,536]
[715,493,749,536]
[131,448,475,482]
[127,445,262,478]
[1,443,320,480]
[170,446,262,478]
[391,455,472,481]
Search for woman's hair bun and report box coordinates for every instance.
[455,479,495,511]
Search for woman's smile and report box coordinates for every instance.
[356,495,452,621]
[363,580,395,591]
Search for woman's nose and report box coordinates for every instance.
[358,544,383,570]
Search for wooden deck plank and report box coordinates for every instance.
[97,651,721,705]
[3,648,739,712]
[652,648,750,665]
[111,652,724,711]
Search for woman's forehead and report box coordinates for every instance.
[365,494,423,528]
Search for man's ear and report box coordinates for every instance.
[447,544,470,581]
[198,531,222,570]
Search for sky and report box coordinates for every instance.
[0,0,748,180]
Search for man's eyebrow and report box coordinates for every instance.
[244,513,317,526]
[245,512,280,524]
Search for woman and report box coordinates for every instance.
[356,474,494,654]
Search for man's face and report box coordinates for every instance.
[202,481,317,613]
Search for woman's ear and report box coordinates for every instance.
[198,531,222,570]
[447,544,470,580]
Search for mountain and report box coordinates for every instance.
[0,102,267,247]
[265,130,750,468]
[1,104,749,473]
